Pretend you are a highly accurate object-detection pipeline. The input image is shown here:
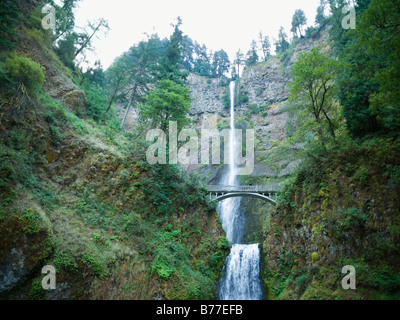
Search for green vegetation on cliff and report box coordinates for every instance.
[0,0,229,300]
[260,0,400,300]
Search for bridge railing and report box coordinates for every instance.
[208,185,280,193]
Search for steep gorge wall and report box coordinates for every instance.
[0,19,229,300]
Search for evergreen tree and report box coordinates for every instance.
[50,0,80,42]
[181,35,194,72]
[259,32,271,61]
[157,17,188,85]
[315,0,328,27]
[212,49,230,77]
[245,40,259,67]
[54,32,78,69]
[358,0,400,131]
[0,0,21,49]
[291,9,307,38]
[193,42,213,77]
[233,49,245,77]
[107,35,161,128]
[275,27,290,54]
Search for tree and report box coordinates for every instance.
[358,0,400,131]
[258,32,271,61]
[291,9,307,38]
[80,60,105,86]
[181,35,194,72]
[50,0,80,42]
[140,80,191,131]
[233,49,245,77]
[289,48,339,145]
[54,32,77,69]
[74,18,110,58]
[157,17,188,85]
[275,27,290,54]
[193,42,213,77]
[245,40,259,67]
[107,35,161,128]
[212,49,230,77]
[328,0,350,54]
[105,58,128,114]
[315,0,328,27]
[328,0,384,136]
[0,0,21,49]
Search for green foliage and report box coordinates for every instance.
[296,272,312,291]
[157,18,188,85]
[81,82,109,122]
[19,210,42,235]
[291,9,307,38]
[305,26,320,39]
[54,250,79,273]
[140,79,191,131]
[28,279,47,300]
[238,93,249,104]
[385,164,400,186]
[245,40,259,67]
[212,49,230,77]
[275,27,290,54]
[54,32,77,69]
[359,0,400,132]
[315,1,328,27]
[4,54,45,92]
[311,252,320,262]
[50,0,79,43]
[338,207,369,229]
[289,48,340,145]
[330,0,400,135]
[92,232,100,243]
[258,31,271,61]
[151,248,176,280]
[0,0,21,49]
[81,254,104,277]
[247,103,270,117]
[352,166,370,186]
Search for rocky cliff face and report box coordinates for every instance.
[186,28,330,183]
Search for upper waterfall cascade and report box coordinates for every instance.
[218,81,263,300]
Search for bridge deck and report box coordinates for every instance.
[208,185,280,193]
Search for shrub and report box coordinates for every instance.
[28,279,47,300]
[338,207,369,229]
[353,166,370,186]
[92,232,100,243]
[239,94,249,104]
[4,54,45,92]
[296,272,312,290]
[311,252,320,262]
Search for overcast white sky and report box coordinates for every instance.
[73,0,321,70]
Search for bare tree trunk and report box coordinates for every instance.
[75,20,107,58]
[121,101,132,130]
[105,78,121,114]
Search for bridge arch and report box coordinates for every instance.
[213,192,277,204]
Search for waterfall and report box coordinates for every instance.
[218,81,263,300]
[219,244,263,300]
[218,81,243,244]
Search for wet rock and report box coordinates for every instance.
[62,90,87,113]
[249,163,276,178]
[278,159,302,177]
